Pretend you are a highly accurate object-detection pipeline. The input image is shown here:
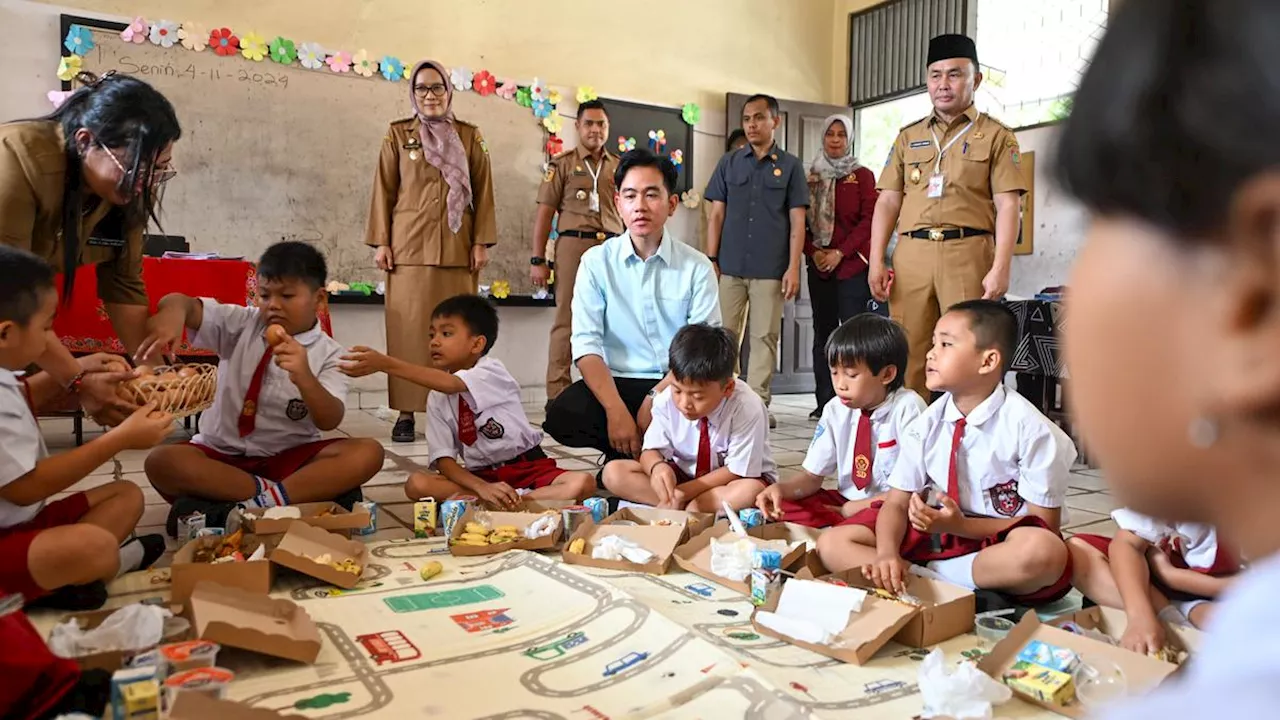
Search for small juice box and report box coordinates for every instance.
[1003,660,1076,706]
[1016,639,1080,674]
[414,500,438,538]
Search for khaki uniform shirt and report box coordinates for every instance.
[878,106,1026,234]
[0,121,148,305]
[535,146,623,236]
[365,117,497,267]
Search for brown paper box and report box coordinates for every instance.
[1049,605,1200,657]
[800,567,975,648]
[520,499,574,513]
[170,692,308,719]
[600,507,715,542]
[672,521,809,595]
[750,580,921,665]
[241,501,371,536]
[171,533,278,604]
[53,604,191,673]
[560,515,687,574]
[447,506,563,557]
[271,523,370,589]
[977,612,1178,717]
[186,581,321,664]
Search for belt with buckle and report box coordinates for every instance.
[475,446,547,472]
[906,227,991,241]
[558,230,613,241]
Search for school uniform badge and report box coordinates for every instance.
[988,479,1024,517]
[286,399,309,421]
[478,418,505,440]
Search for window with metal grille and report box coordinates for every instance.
[848,0,976,107]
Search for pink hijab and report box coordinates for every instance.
[409,60,472,234]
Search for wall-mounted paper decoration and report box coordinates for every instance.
[209,28,239,57]
[298,41,325,70]
[240,32,267,62]
[64,24,94,55]
[496,79,517,100]
[682,103,701,125]
[380,56,403,82]
[543,114,562,134]
[269,37,296,65]
[56,54,82,81]
[576,86,598,103]
[473,70,496,96]
[148,19,178,48]
[120,17,146,44]
[177,22,206,51]
[353,50,376,77]
[529,77,546,101]
[326,50,352,73]
[617,136,637,153]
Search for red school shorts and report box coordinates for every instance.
[1072,533,1227,605]
[0,492,91,601]
[473,457,569,490]
[191,439,340,481]
[777,489,849,529]
[844,501,1074,605]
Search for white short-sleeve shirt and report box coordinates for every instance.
[1111,508,1235,574]
[643,378,777,482]
[887,385,1077,518]
[425,357,543,470]
[802,388,926,501]
[0,369,47,527]
[191,299,348,458]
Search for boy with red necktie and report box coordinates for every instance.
[141,242,384,535]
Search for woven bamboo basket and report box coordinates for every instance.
[117,364,218,418]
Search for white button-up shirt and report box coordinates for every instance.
[1111,508,1229,573]
[803,388,926,500]
[888,385,1076,517]
[191,299,348,458]
[0,369,47,526]
[426,357,543,470]
[643,378,776,481]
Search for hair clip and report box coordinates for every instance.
[74,69,117,88]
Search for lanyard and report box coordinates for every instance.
[582,155,603,192]
[929,119,975,175]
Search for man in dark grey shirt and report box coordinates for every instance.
[705,94,809,426]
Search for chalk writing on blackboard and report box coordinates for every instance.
[113,55,290,90]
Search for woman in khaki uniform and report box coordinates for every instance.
[0,72,181,426]
[366,60,497,442]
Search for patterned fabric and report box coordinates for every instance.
[1006,299,1066,379]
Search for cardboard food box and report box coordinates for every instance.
[52,604,191,673]
[447,506,563,557]
[978,612,1179,717]
[271,523,371,590]
[171,533,278,604]
[599,507,715,542]
[519,498,575,513]
[561,513,687,574]
[672,521,809,595]
[1050,605,1201,658]
[169,692,308,719]
[186,581,321,664]
[796,566,976,648]
[241,501,371,536]
[750,580,921,665]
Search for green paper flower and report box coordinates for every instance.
[682,102,701,125]
[515,86,533,108]
[268,36,296,65]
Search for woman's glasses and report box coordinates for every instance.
[413,83,449,98]
[98,142,177,185]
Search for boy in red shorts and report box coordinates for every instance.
[142,242,384,534]
[819,300,1077,605]
[342,294,594,508]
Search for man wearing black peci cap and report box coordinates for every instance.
[866,34,1027,400]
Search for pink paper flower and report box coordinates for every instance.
[120,17,147,44]
[327,50,352,73]
[496,78,517,100]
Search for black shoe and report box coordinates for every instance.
[43,667,111,719]
[392,417,415,443]
[808,408,822,421]
[121,534,167,573]
[332,487,364,511]
[28,580,108,612]
[166,496,237,538]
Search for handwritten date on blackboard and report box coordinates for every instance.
[115,57,289,89]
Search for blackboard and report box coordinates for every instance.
[599,97,694,194]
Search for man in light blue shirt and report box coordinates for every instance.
[543,149,720,466]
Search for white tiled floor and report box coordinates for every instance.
[37,392,1118,566]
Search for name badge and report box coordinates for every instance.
[85,236,125,249]
[909,140,933,149]
[927,173,945,199]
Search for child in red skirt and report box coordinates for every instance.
[755,315,924,527]
[1068,509,1240,652]
[343,294,594,509]
[818,300,1077,605]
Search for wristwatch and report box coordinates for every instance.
[530,257,546,266]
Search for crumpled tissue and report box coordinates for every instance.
[710,537,755,582]
[48,604,172,659]
[918,648,1012,719]
[524,513,560,539]
[591,535,655,564]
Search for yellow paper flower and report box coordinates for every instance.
[178,22,207,51]
[352,49,376,78]
[491,280,511,299]
[576,86,597,104]
[56,54,82,82]
[542,114,563,134]
[548,89,562,106]
[403,63,413,80]
[241,32,267,62]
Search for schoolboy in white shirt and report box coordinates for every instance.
[822,300,1077,605]
[142,242,384,535]
[757,314,924,528]
[602,323,772,513]
[342,294,595,508]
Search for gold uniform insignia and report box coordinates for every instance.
[973,131,984,140]
[773,168,782,177]
[544,167,554,182]
[910,167,922,184]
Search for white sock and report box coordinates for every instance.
[117,538,145,577]
[243,476,289,509]
[926,554,978,590]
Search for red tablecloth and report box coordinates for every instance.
[54,257,332,356]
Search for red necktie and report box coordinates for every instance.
[695,417,711,477]
[458,396,478,446]
[238,346,274,437]
[851,411,873,490]
[946,418,966,500]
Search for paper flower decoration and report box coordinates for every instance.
[576,86,597,104]
[241,32,268,62]
[56,54,83,82]
[473,70,496,96]
[682,189,702,209]
[548,89,562,106]
[47,89,74,110]
[496,79,517,100]
[515,86,533,108]
[648,129,667,153]
[681,103,701,125]
[450,66,473,92]
[531,97,552,119]
[529,77,547,101]
[491,280,511,300]
[380,56,403,81]
[148,19,178,48]
[298,42,325,70]
[352,50,376,77]
[403,63,413,80]
[209,28,239,57]
[543,114,563,134]
[545,135,563,156]
[63,24,94,56]
[120,17,147,44]
[268,37,296,65]
[670,149,684,167]
[327,50,352,73]
[178,23,207,51]
[617,136,637,153]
